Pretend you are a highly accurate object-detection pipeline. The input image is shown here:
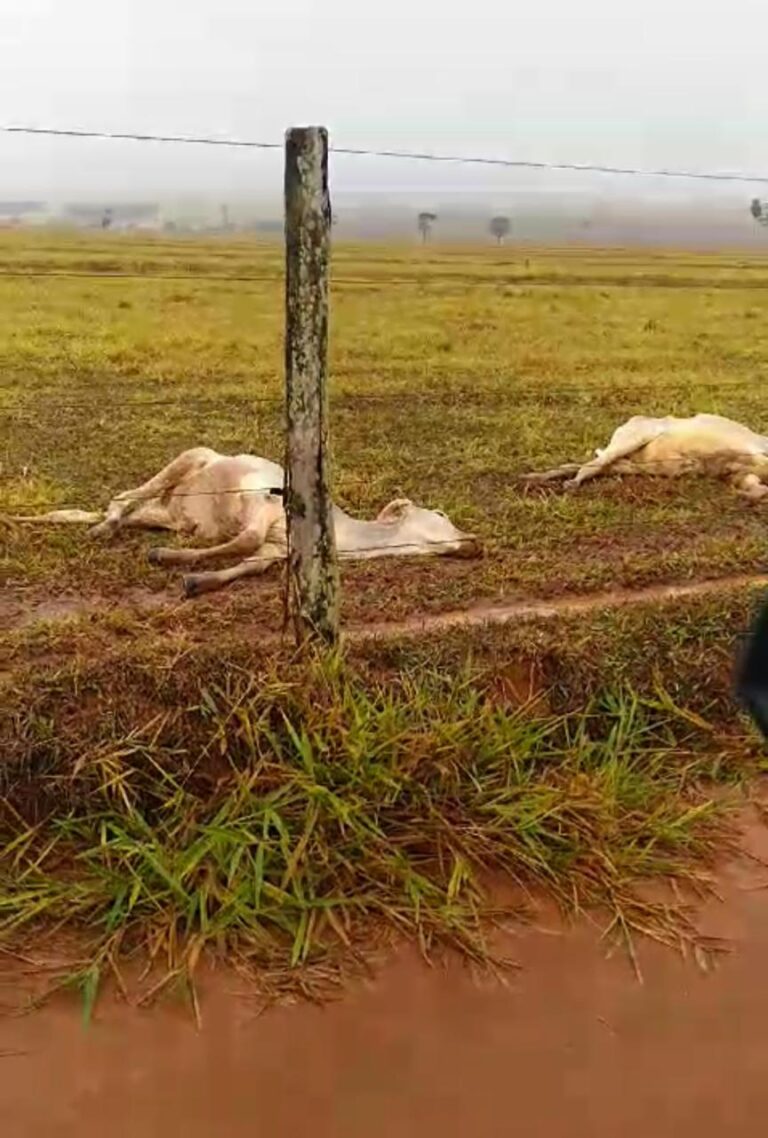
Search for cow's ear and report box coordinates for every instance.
[377,498,413,523]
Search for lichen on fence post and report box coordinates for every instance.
[284,125,340,646]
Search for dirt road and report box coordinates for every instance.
[3,815,768,1138]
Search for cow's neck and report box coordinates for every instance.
[331,505,410,557]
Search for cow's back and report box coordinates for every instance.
[667,414,768,454]
[626,413,768,476]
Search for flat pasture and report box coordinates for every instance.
[3,234,768,626]
[4,233,768,1002]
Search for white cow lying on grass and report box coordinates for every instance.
[524,413,768,500]
[13,447,480,597]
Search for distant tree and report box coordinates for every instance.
[751,198,768,226]
[417,211,437,244]
[489,216,511,246]
[101,208,113,231]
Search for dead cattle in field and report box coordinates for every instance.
[524,413,768,500]
[12,447,480,597]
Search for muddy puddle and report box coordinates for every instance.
[2,815,768,1136]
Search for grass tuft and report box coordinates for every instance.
[0,658,741,1013]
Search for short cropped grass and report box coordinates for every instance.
[3,233,768,625]
[0,648,753,1014]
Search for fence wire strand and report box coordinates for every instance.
[5,124,768,185]
[2,380,768,420]
[6,450,768,512]
[4,454,767,568]
[3,121,768,579]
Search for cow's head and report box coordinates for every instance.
[376,498,481,558]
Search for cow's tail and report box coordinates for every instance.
[8,508,103,524]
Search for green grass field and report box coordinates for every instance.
[3,232,768,1008]
[3,232,768,623]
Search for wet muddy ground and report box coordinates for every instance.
[3,813,768,1137]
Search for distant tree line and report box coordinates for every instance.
[751,199,768,227]
[415,212,513,244]
[417,212,438,243]
[489,216,511,245]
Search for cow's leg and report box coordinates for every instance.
[10,508,103,524]
[148,526,264,568]
[119,501,174,530]
[182,543,285,597]
[566,419,667,487]
[524,419,668,490]
[521,462,581,484]
[732,472,768,501]
[90,447,218,539]
[524,454,615,488]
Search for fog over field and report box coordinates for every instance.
[1,0,767,246]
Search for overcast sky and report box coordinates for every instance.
[1,0,766,202]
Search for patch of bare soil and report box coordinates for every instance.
[3,571,768,645]
[0,585,177,631]
[1,807,768,1137]
[345,572,768,640]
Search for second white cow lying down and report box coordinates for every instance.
[524,413,768,500]
[14,447,480,597]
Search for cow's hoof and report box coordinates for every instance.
[182,574,201,598]
[454,536,483,559]
[147,547,164,566]
[88,520,117,541]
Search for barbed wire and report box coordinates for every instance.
[2,457,766,585]
[2,524,477,562]
[244,539,477,563]
[0,270,548,287]
[0,270,285,282]
[6,450,768,515]
[0,395,282,413]
[2,126,281,152]
[3,130,768,525]
[2,269,767,294]
[5,124,768,185]
[4,384,768,422]
[4,382,768,421]
[0,270,400,285]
